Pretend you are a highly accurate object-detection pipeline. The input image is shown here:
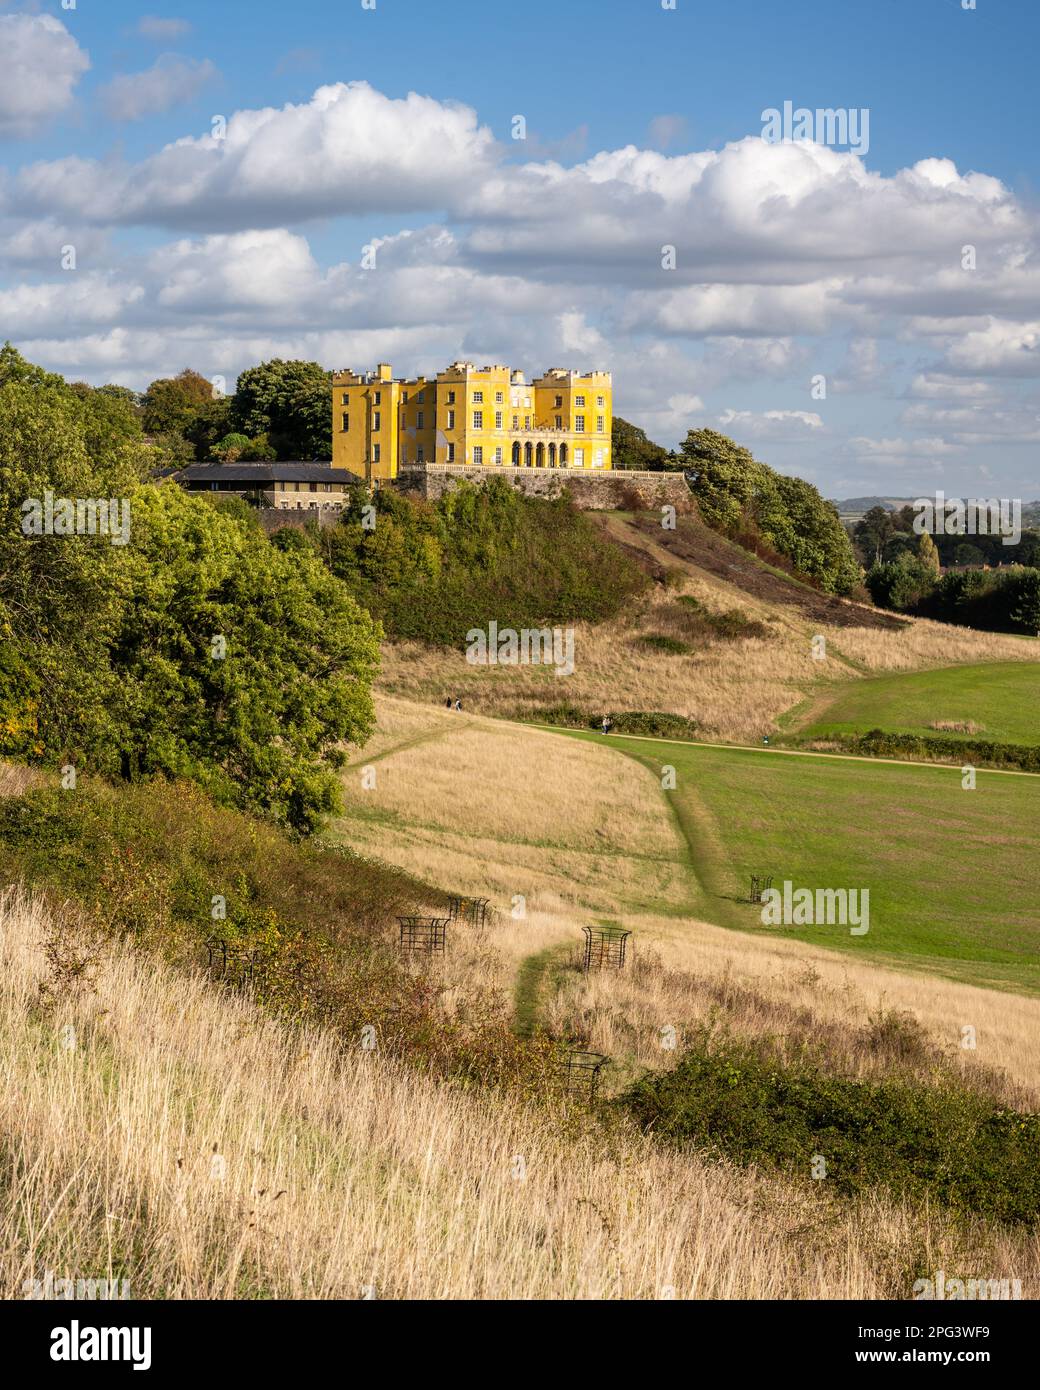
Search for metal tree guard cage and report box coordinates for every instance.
[559,1049,610,1104]
[447,896,492,929]
[204,939,258,989]
[398,915,449,954]
[581,924,631,972]
[749,874,774,904]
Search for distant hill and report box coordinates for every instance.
[829,496,917,518]
[833,496,1040,523]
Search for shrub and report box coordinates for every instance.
[0,778,555,1090]
[314,478,647,646]
[638,634,690,655]
[621,1030,1040,1225]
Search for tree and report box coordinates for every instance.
[141,369,216,436]
[953,542,986,567]
[611,416,676,471]
[864,554,937,612]
[1009,569,1040,636]
[108,484,380,831]
[209,432,253,463]
[679,427,861,594]
[853,505,897,566]
[182,395,234,460]
[232,359,332,460]
[917,529,942,577]
[1,347,380,832]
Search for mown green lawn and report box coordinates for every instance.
[549,729,1040,993]
[802,661,1040,746]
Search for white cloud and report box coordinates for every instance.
[944,319,1040,377]
[0,15,89,138]
[717,408,825,439]
[0,274,144,336]
[101,55,218,122]
[18,82,497,230]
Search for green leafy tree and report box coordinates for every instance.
[917,529,942,577]
[953,542,986,566]
[680,427,860,594]
[141,369,216,436]
[232,359,332,459]
[183,395,234,460]
[1008,569,1040,636]
[853,505,897,566]
[209,432,253,462]
[108,484,380,831]
[1,347,380,831]
[612,416,676,471]
[865,553,937,612]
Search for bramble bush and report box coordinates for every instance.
[622,1029,1040,1225]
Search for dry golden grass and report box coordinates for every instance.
[337,695,693,921]
[0,760,45,798]
[831,618,1035,673]
[543,913,1040,1110]
[339,697,1040,1107]
[376,560,1038,744]
[4,887,1037,1301]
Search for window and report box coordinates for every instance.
[402,390,409,404]
[575,395,585,407]
[447,443,455,462]
[473,390,484,403]
[495,391,503,404]
[473,446,484,464]
[597,395,605,408]
[417,444,424,463]
[417,390,425,404]
[575,415,585,433]
[341,413,349,432]
[495,411,503,429]
[593,449,604,468]
[597,416,605,433]
[512,414,519,429]
[448,390,456,404]
[473,411,483,429]
[574,448,585,466]
[373,444,381,463]
[373,411,381,430]
[417,410,424,428]
[447,409,455,429]
[524,396,531,407]
[342,392,350,404]
[494,447,503,464]
[554,415,562,429]
[374,391,381,405]
[524,415,531,430]
[554,394,563,408]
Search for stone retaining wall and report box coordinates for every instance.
[393,465,693,513]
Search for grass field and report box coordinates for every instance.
[797,661,1040,746]
[562,732,1040,994]
[333,700,1040,1104]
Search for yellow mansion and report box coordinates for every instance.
[332,361,613,483]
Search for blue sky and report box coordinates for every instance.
[3,0,1039,497]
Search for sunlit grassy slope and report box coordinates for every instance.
[798,661,1040,746]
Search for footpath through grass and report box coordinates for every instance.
[546,728,1040,995]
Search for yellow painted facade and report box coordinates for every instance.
[332,361,613,482]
